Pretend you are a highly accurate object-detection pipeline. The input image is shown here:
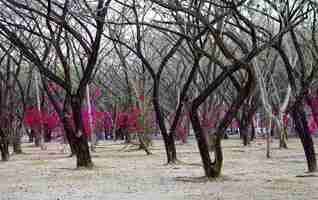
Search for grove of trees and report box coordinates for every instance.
[0,0,317,179]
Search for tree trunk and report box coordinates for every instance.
[70,95,94,168]
[189,66,254,178]
[152,79,177,164]
[266,118,271,158]
[125,131,131,143]
[273,113,288,149]
[0,134,9,161]
[65,133,76,156]
[29,134,34,143]
[34,134,41,147]
[35,71,46,150]
[190,109,221,177]
[240,110,250,146]
[168,133,177,160]
[12,124,23,154]
[251,122,255,141]
[44,126,52,143]
[240,97,258,145]
[112,104,118,141]
[138,133,152,155]
[291,105,317,172]
[161,133,177,163]
[0,145,9,161]
[34,132,46,150]
[279,127,288,149]
[13,136,22,154]
[27,129,34,143]
[86,85,96,152]
[72,135,93,168]
[266,129,271,158]
[240,125,250,146]
[65,97,78,156]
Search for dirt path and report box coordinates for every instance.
[0,138,318,200]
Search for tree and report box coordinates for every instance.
[0,45,24,160]
[273,2,318,171]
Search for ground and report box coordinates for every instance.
[0,138,318,200]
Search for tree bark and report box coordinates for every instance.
[241,96,258,145]
[125,131,131,143]
[279,126,288,149]
[0,144,9,161]
[251,121,255,141]
[34,134,41,147]
[86,85,96,152]
[72,135,93,168]
[138,133,152,155]
[266,118,271,158]
[277,86,291,149]
[0,131,9,161]
[240,119,250,146]
[190,109,222,177]
[153,79,177,163]
[240,103,250,146]
[13,136,22,154]
[291,104,317,172]
[65,133,76,156]
[112,104,118,141]
[70,95,94,168]
[28,129,34,143]
[35,71,46,150]
[190,64,254,177]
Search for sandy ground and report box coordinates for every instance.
[0,138,318,200]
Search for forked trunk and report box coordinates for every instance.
[189,66,253,177]
[190,109,222,177]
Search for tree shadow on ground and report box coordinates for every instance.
[175,175,236,183]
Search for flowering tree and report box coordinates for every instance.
[24,107,63,138]
[309,116,318,135]
[82,108,106,136]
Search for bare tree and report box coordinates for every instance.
[273,1,318,172]
[0,0,112,168]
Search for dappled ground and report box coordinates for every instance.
[0,138,318,200]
